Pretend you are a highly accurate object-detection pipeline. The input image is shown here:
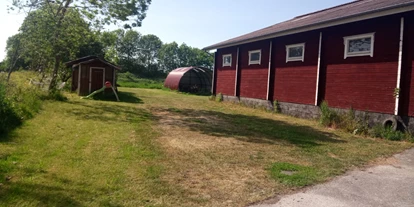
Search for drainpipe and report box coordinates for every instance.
[235,47,240,97]
[267,41,273,101]
[395,17,404,116]
[315,32,323,106]
[211,52,216,94]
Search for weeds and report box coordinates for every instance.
[216,93,223,102]
[273,100,281,113]
[369,125,412,141]
[319,101,370,136]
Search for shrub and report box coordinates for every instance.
[216,93,223,102]
[0,82,22,134]
[319,101,339,127]
[370,125,406,141]
[273,100,281,113]
[41,90,68,102]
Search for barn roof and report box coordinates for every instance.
[65,56,121,70]
[204,0,414,50]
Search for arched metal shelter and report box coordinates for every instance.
[164,67,213,93]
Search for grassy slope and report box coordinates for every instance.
[117,72,165,89]
[0,86,413,206]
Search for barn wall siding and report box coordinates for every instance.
[214,12,414,118]
[402,12,414,117]
[272,31,320,105]
[239,40,270,100]
[216,47,237,96]
[322,15,401,114]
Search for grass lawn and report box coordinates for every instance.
[0,87,413,206]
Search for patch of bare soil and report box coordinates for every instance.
[151,109,292,206]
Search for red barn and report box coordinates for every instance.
[205,0,414,130]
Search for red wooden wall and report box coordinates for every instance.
[238,40,270,100]
[216,47,237,96]
[322,15,401,114]
[272,31,319,105]
[212,11,414,117]
[401,12,414,116]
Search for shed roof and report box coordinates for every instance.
[204,0,414,50]
[65,56,121,70]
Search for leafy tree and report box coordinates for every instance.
[4,34,25,81]
[158,42,180,72]
[158,42,213,72]
[10,0,151,92]
[6,6,103,83]
[138,34,162,67]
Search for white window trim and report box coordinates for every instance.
[286,43,305,62]
[343,32,375,59]
[222,54,232,67]
[248,50,261,65]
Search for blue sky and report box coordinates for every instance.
[0,0,352,60]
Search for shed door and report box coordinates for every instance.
[90,68,104,93]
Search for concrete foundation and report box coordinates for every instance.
[221,96,414,132]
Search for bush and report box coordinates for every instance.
[370,125,407,141]
[0,83,21,134]
[216,93,223,102]
[273,100,281,113]
[319,101,339,127]
[41,90,68,102]
[319,102,370,135]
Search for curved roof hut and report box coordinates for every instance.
[164,67,212,93]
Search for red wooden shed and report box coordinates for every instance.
[164,67,213,93]
[66,56,121,96]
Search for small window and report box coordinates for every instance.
[249,50,261,65]
[344,33,375,59]
[222,54,232,67]
[286,43,305,62]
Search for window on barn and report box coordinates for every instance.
[286,43,305,62]
[249,50,261,65]
[222,54,232,67]
[343,33,375,59]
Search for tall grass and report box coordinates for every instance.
[0,82,21,134]
[0,72,45,136]
[117,72,165,89]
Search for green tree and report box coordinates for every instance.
[138,34,162,74]
[158,42,214,72]
[7,6,103,83]
[158,42,180,72]
[10,0,151,92]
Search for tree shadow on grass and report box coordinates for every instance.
[0,172,121,206]
[92,91,144,104]
[154,108,346,148]
[64,101,152,124]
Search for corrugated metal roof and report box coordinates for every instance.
[204,0,414,50]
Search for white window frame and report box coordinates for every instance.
[222,54,232,67]
[343,32,375,59]
[248,50,261,65]
[286,43,305,62]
